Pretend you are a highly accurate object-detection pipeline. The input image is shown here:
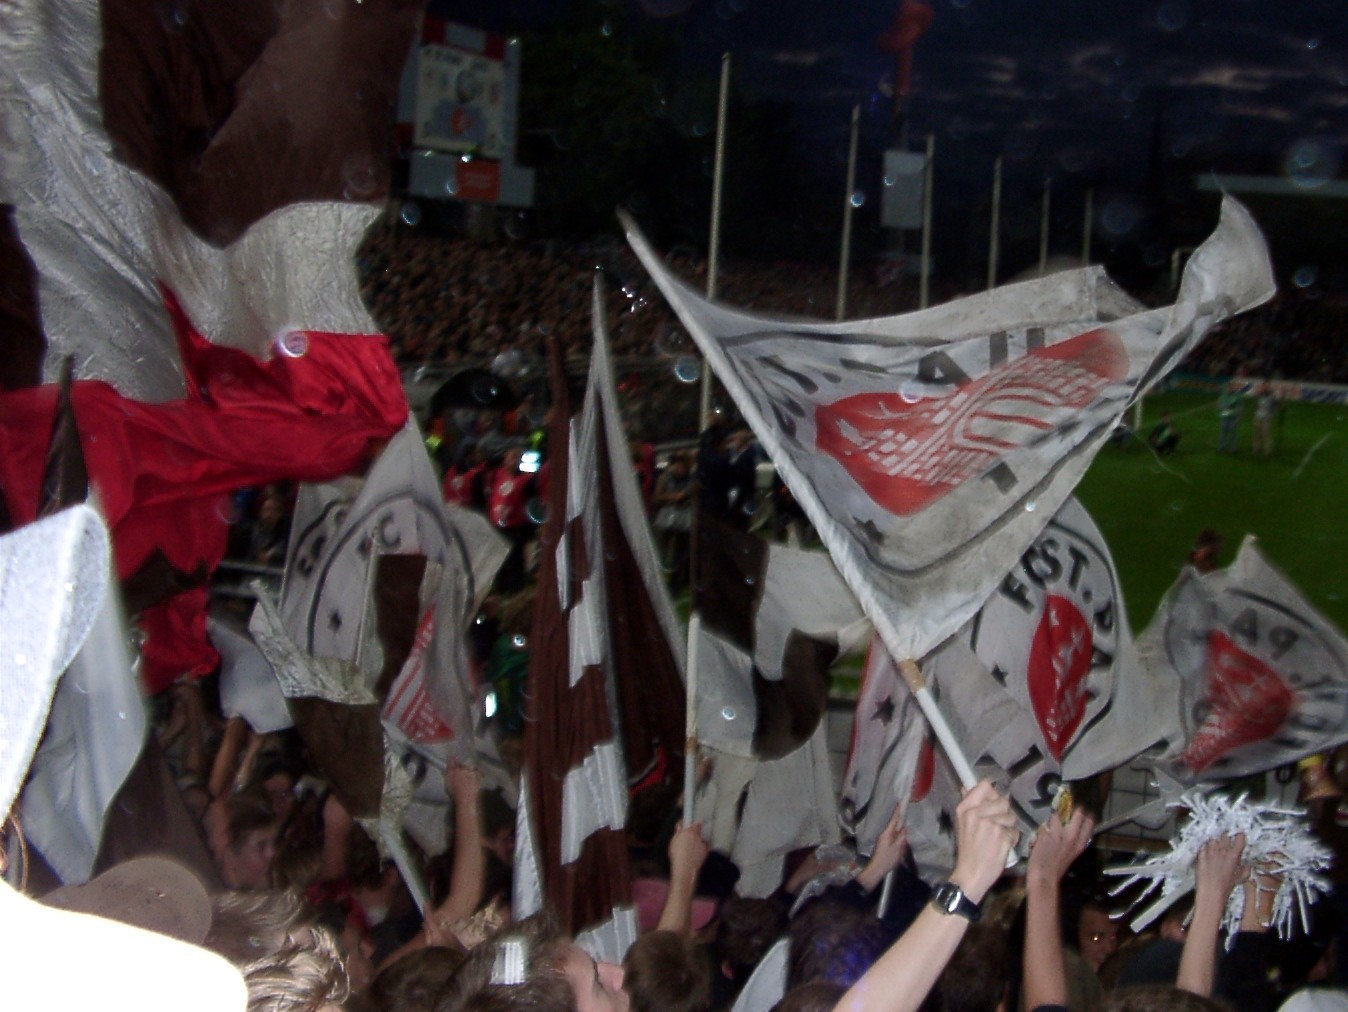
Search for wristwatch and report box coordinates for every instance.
[930,880,981,921]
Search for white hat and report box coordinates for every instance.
[0,504,109,818]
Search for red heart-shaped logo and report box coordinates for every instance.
[910,734,936,802]
[815,328,1127,516]
[1027,594,1094,760]
[1178,630,1292,774]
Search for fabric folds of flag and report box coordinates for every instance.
[1142,537,1348,782]
[624,201,1274,674]
[0,0,418,692]
[515,280,687,962]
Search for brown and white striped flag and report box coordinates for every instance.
[514,279,687,962]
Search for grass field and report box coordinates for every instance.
[1076,388,1348,635]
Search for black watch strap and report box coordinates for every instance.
[930,880,981,921]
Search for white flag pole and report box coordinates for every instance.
[919,132,935,309]
[986,156,1002,290]
[897,658,977,789]
[700,52,731,430]
[836,104,860,322]
[683,611,702,827]
[380,823,432,917]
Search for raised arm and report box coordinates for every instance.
[437,763,485,925]
[834,781,1017,1012]
[1177,833,1246,997]
[854,803,909,894]
[1023,809,1094,1010]
[656,821,710,935]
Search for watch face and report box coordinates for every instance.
[935,882,961,912]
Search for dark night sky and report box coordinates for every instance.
[441,0,1347,282]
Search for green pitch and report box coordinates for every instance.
[1076,387,1348,635]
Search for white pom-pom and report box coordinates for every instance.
[1103,791,1332,947]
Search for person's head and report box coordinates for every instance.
[622,930,710,1012]
[435,913,628,1012]
[713,897,788,981]
[921,922,1010,1012]
[367,944,465,1011]
[1077,902,1121,973]
[787,897,890,990]
[204,789,279,890]
[1101,985,1227,1011]
[773,982,847,1012]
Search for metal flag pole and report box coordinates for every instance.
[683,611,702,827]
[987,156,1002,290]
[919,132,934,309]
[699,52,731,429]
[836,104,861,322]
[1082,187,1094,265]
[1038,176,1051,277]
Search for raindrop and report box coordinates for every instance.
[1169,501,1185,513]
[1025,501,1037,513]
[744,574,756,586]
[674,356,701,383]
[850,190,866,208]
[341,155,379,200]
[1100,199,1140,237]
[400,202,422,226]
[899,380,922,405]
[444,178,459,197]
[1293,265,1319,288]
[275,330,309,358]
[526,498,548,525]
[1284,139,1340,189]
[721,706,738,721]
[512,634,527,648]
[1121,83,1141,103]
[215,496,239,525]
[600,19,613,36]
[471,377,500,404]
[1307,37,1320,50]
[883,174,897,187]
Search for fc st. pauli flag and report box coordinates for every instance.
[624,200,1274,668]
[1143,536,1348,783]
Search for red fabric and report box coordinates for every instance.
[442,463,484,507]
[0,288,407,692]
[487,466,529,529]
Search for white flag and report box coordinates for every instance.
[1144,537,1348,782]
[624,199,1274,669]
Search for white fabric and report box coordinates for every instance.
[0,0,384,402]
[730,937,789,1012]
[21,569,146,883]
[512,772,545,920]
[1145,536,1348,782]
[574,906,639,967]
[209,615,293,734]
[0,879,247,1010]
[0,506,109,818]
[559,742,626,866]
[625,200,1274,670]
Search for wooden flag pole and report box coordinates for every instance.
[918,132,934,309]
[986,156,1002,290]
[835,104,860,322]
[896,658,978,789]
[683,611,702,827]
[699,52,731,429]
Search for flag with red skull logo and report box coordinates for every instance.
[624,201,1273,680]
[1143,536,1348,783]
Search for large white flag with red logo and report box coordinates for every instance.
[1142,537,1348,783]
[624,201,1273,670]
[843,497,1175,861]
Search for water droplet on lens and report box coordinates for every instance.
[883,174,896,187]
[275,330,309,358]
[526,498,548,525]
[512,634,527,648]
[1284,139,1341,189]
[1307,37,1320,50]
[1169,501,1184,513]
[721,706,737,721]
[341,155,379,200]
[1293,265,1319,288]
[674,356,701,383]
[1025,501,1037,512]
[744,574,756,586]
[400,202,422,226]
[445,178,459,197]
[899,381,922,405]
[850,190,866,208]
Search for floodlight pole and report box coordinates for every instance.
[836,105,861,322]
[1082,188,1094,265]
[1038,176,1051,276]
[700,52,731,432]
[987,156,1002,290]
[919,132,934,309]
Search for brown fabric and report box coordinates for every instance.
[0,205,44,391]
[524,337,633,938]
[37,358,89,517]
[287,697,385,819]
[694,511,767,651]
[593,398,686,785]
[97,0,425,247]
[372,553,427,698]
[753,631,833,761]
